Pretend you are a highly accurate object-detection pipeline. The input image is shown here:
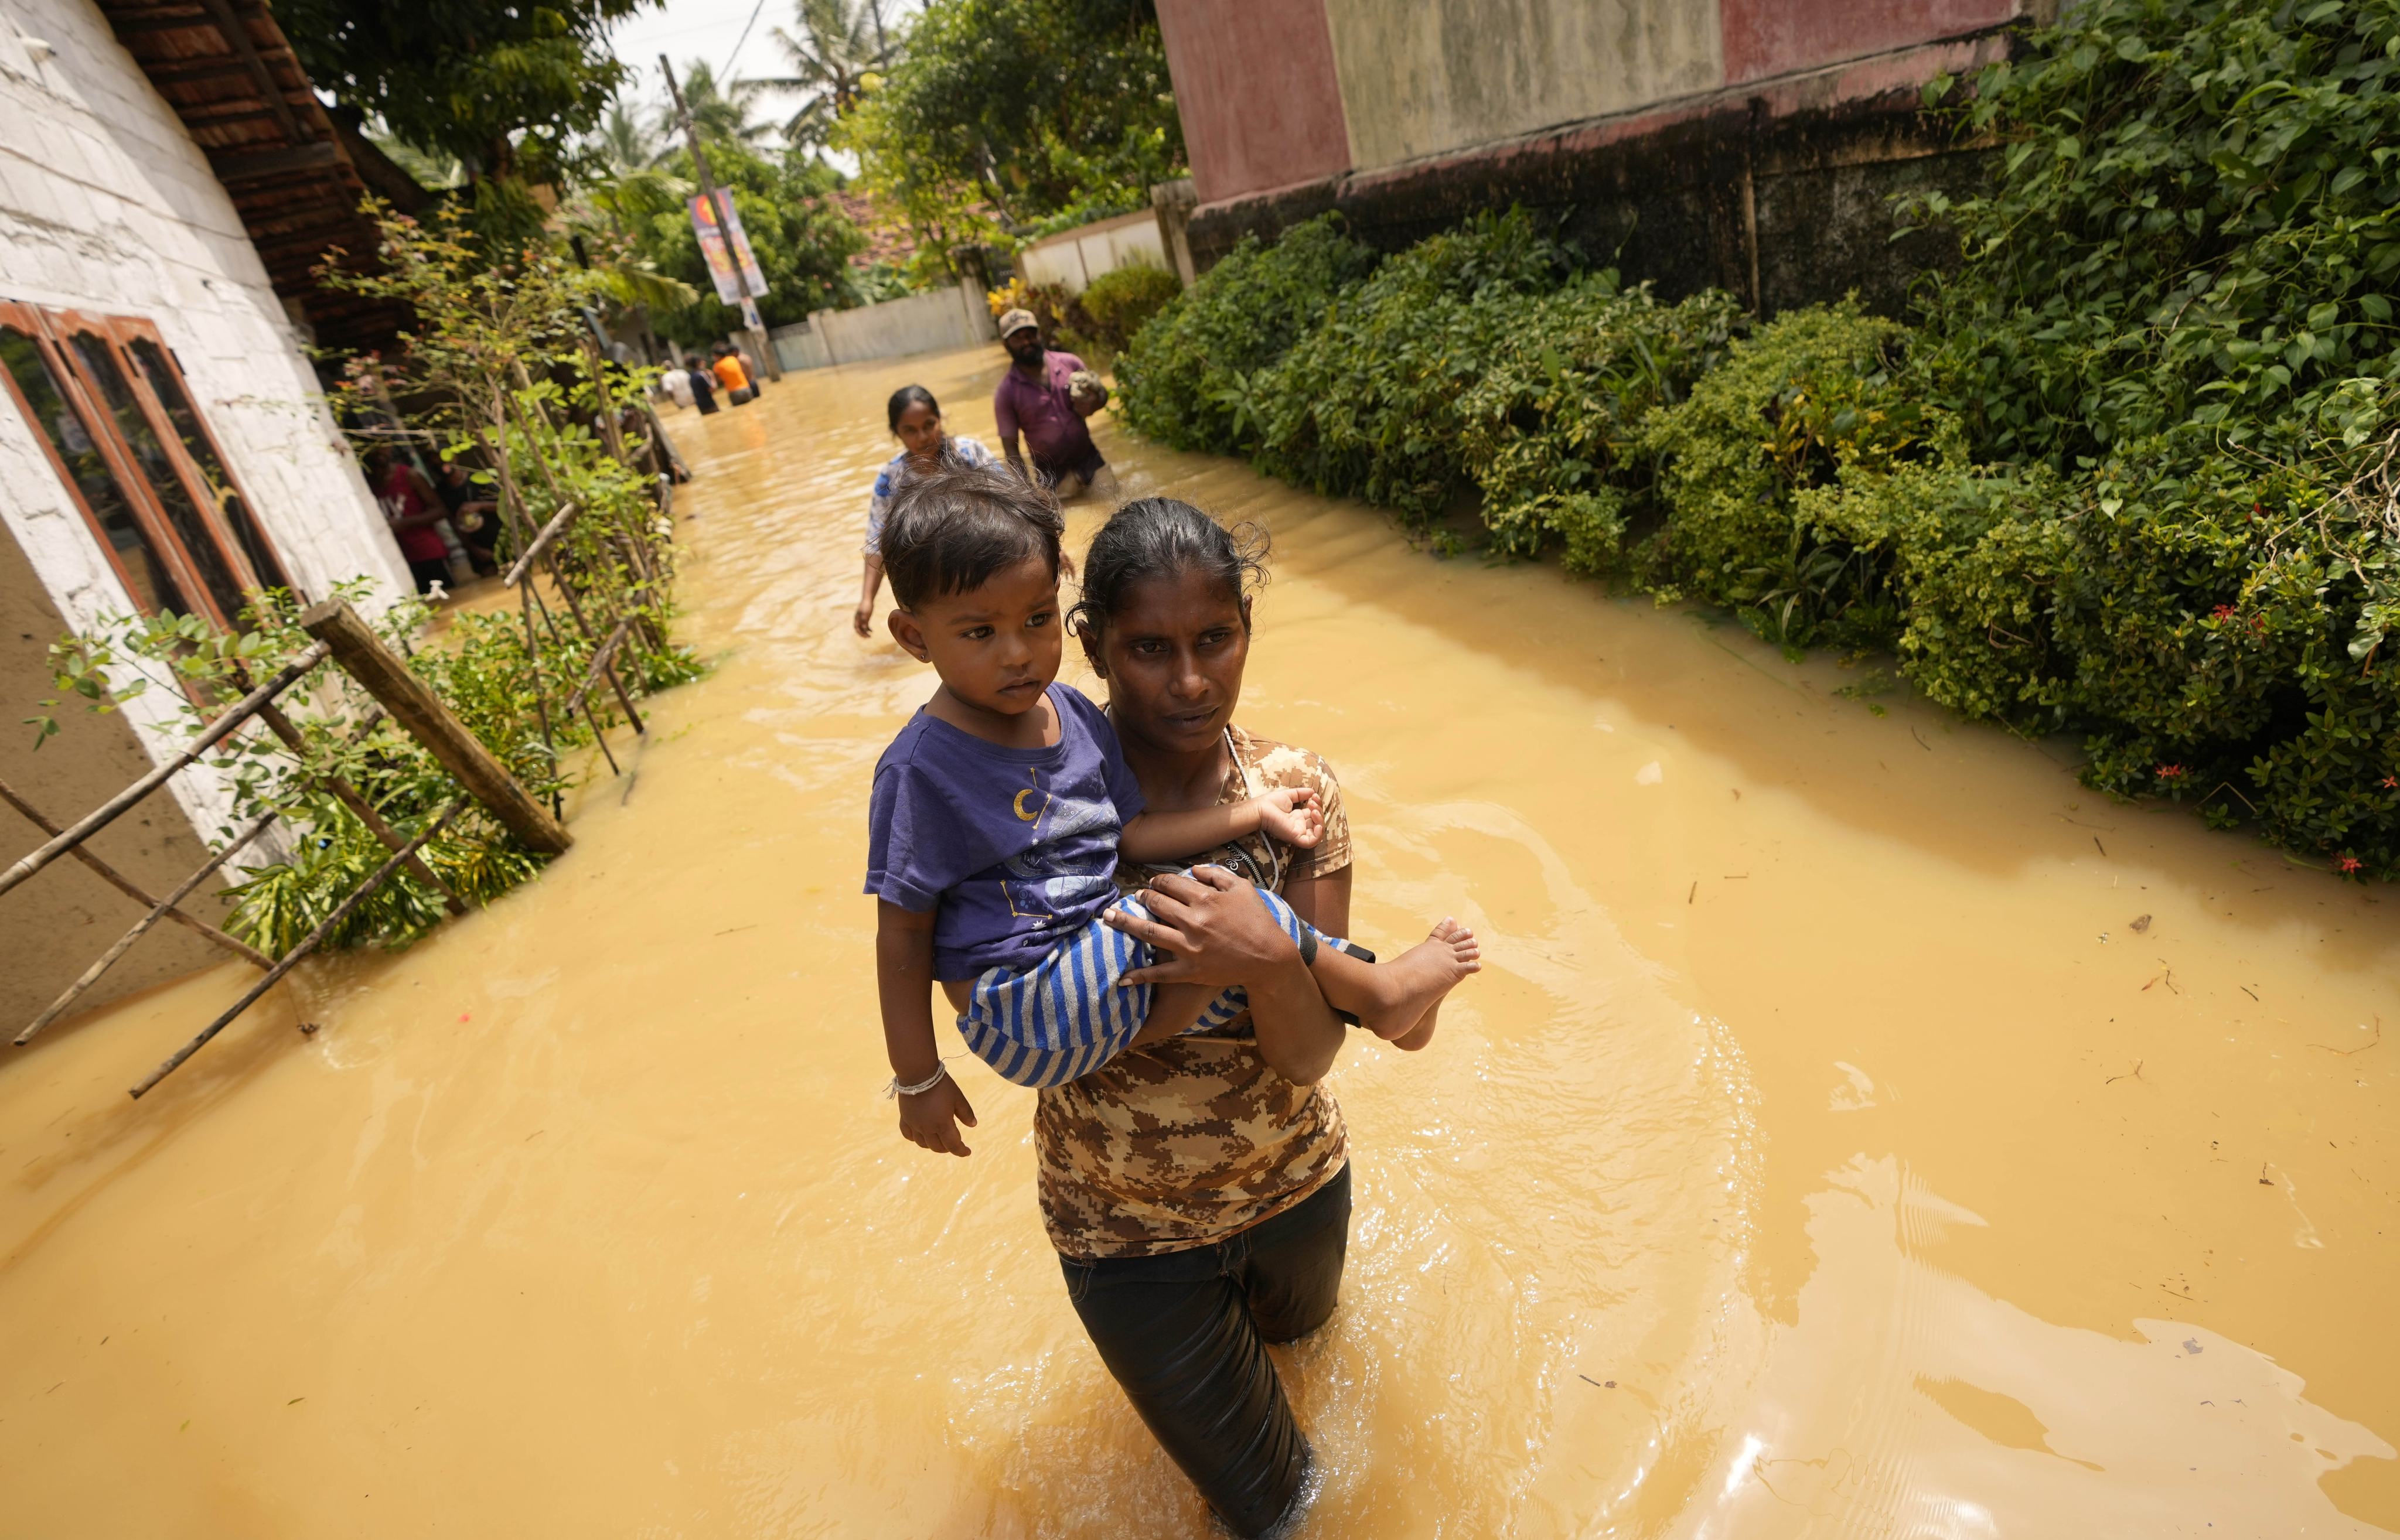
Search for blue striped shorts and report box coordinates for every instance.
[956,876,1346,1089]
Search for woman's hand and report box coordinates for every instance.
[1109,867,1346,1084]
[1107,866,1301,987]
[1253,787,1322,850]
[897,1074,978,1157]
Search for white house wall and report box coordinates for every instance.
[0,0,411,835]
[1018,210,1171,296]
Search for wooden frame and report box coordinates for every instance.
[111,318,299,596]
[45,306,263,622]
[0,299,298,627]
[0,298,217,623]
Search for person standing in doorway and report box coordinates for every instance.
[363,446,453,595]
[992,308,1115,501]
[432,457,501,575]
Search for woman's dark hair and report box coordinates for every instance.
[887,384,940,433]
[881,466,1064,608]
[1070,497,1269,636]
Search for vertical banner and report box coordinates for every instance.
[688,193,770,305]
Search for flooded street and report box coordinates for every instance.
[4,345,2397,1537]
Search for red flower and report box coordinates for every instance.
[2210,604,2237,620]
[2382,776,2399,790]
[2156,763,2186,778]
[2336,855,2364,874]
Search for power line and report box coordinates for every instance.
[721,0,772,79]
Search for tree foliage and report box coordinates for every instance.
[765,0,890,150]
[605,138,868,343]
[843,0,1184,265]
[284,0,651,181]
[664,59,776,152]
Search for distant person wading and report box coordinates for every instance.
[712,343,757,407]
[993,307,1115,500]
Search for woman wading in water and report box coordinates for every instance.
[1046,497,1436,1535]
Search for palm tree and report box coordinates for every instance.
[669,59,775,150]
[592,98,668,173]
[761,0,888,151]
[562,155,701,335]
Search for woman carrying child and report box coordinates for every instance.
[851,385,1002,637]
[864,477,1466,1536]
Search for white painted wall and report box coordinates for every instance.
[767,322,831,373]
[0,0,411,834]
[800,282,997,368]
[1017,209,1171,295]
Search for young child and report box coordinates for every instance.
[854,385,1001,637]
[864,467,1479,1157]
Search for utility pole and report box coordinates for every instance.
[660,54,782,382]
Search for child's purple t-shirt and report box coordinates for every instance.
[864,683,1147,981]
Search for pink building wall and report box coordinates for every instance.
[1160,0,2036,204]
[1719,0,2021,83]
[1154,0,1354,206]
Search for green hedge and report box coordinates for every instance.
[1112,0,2400,877]
[1076,263,1183,355]
[1116,216,1378,450]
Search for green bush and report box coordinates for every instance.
[33,590,578,956]
[1116,214,1378,452]
[1890,0,2400,873]
[1249,209,1576,520]
[1636,300,1934,646]
[1077,262,1182,354]
[1456,277,1740,571]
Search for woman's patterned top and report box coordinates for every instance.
[1034,724,1353,1258]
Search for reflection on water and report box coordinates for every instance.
[1,348,2395,1536]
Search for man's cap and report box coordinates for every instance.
[997,308,1039,339]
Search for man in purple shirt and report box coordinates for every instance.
[992,307,1117,501]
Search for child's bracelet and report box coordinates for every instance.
[884,1061,950,1098]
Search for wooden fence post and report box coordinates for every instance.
[298,599,573,856]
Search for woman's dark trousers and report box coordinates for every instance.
[1060,1163,1351,1538]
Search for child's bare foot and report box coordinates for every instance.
[1385,917,1477,1048]
[1353,917,1479,1043]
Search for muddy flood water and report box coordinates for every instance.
[4,346,2398,1538]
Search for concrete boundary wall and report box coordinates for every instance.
[1160,0,2051,317]
[791,284,997,370]
[1017,209,1171,295]
[768,323,831,373]
[1183,28,2016,319]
